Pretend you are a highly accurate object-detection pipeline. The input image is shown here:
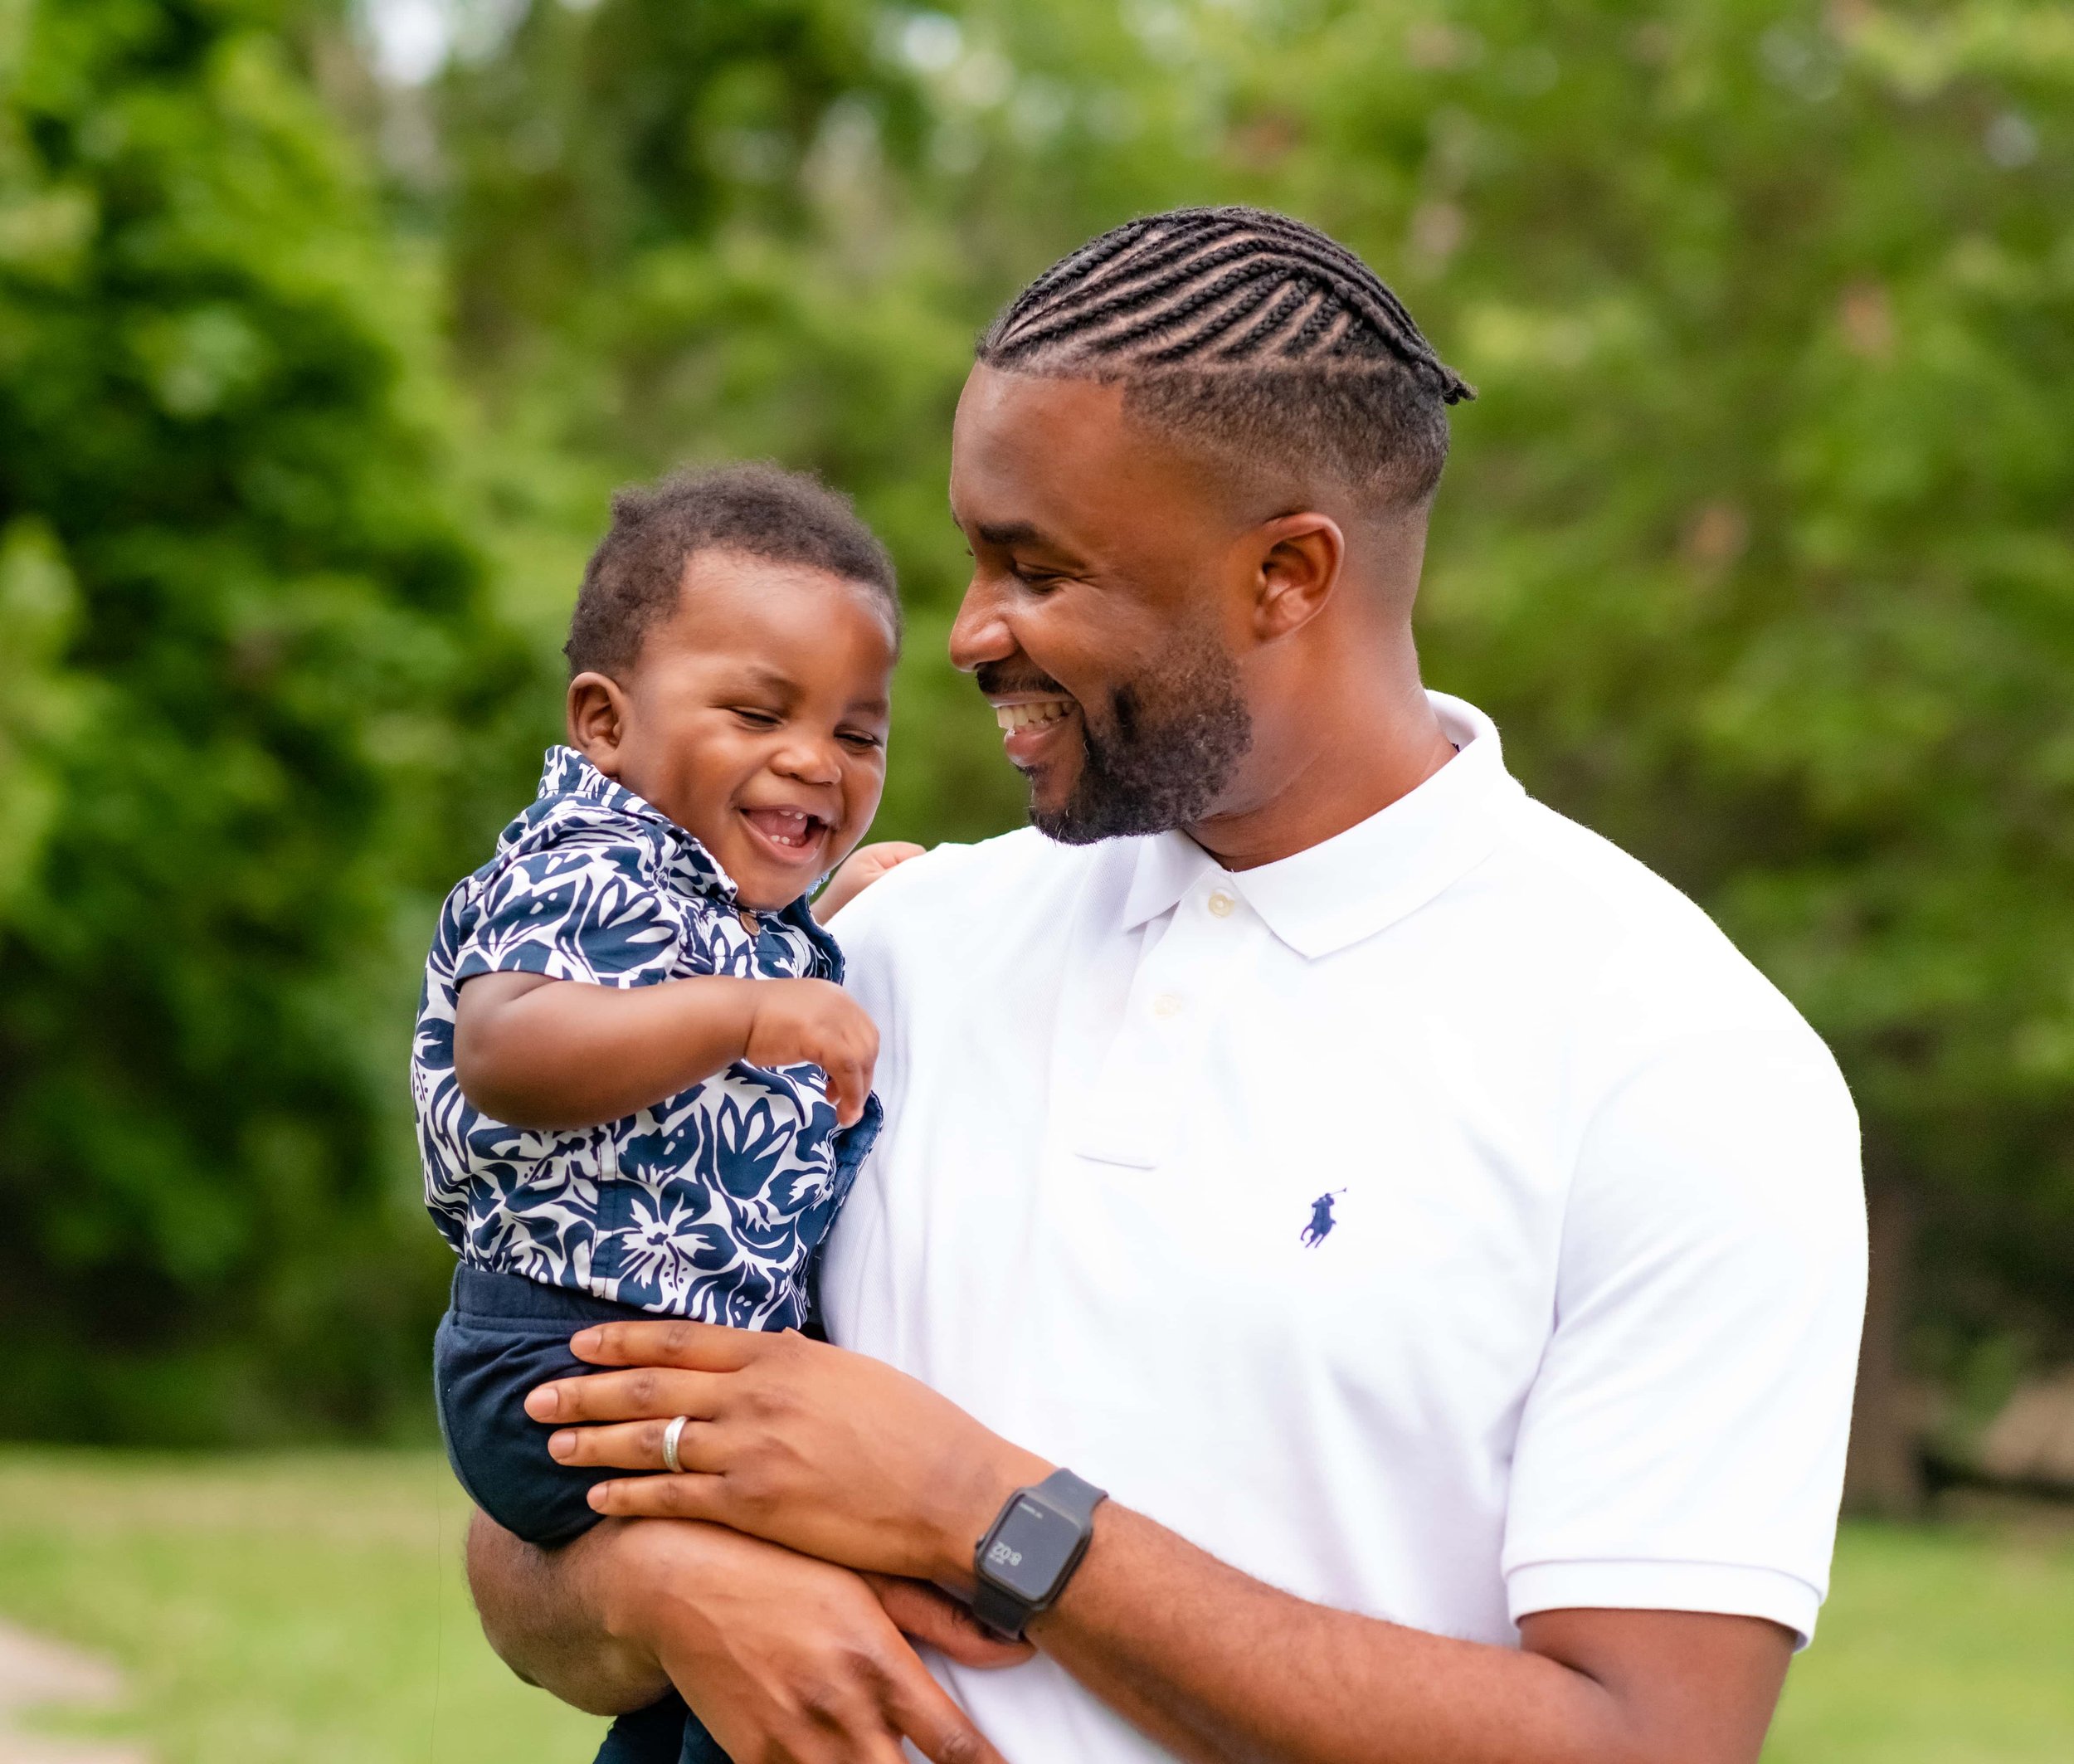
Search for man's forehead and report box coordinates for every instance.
[953,368,1126,486]
[957,361,1123,426]
[950,365,1215,543]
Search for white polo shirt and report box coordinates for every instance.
[823,692,1865,1764]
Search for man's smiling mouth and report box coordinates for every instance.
[995,699,1074,733]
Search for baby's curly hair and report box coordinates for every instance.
[566,463,899,678]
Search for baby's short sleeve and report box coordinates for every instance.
[452,831,689,989]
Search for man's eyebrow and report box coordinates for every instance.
[973,519,1052,548]
[951,503,1079,557]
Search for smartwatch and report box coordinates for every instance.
[971,1468,1108,1639]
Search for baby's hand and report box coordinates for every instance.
[813,841,927,922]
[863,1573,1035,1669]
[743,979,879,1126]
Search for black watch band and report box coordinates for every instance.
[971,1467,1108,1639]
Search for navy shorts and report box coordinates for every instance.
[434,1264,718,1764]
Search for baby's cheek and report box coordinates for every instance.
[844,767,889,833]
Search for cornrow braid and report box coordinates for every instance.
[984,207,1472,402]
[1215,280,1313,361]
[995,235,1274,360]
[977,207,1473,515]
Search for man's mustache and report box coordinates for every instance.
[974,661,1073,700]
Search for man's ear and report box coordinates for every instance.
[567,671,631,775]
[1249,513,1344,641]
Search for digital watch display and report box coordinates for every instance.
[971,1468,1108,1639]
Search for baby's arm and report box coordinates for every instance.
[814,841,927,922]
[454,972,877,1130]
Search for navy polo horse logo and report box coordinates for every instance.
[1300,1190,1346,1248]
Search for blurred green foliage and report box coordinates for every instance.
[0,0,528,1438]
[1,0,2069,1440]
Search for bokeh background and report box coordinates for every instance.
[1,0,2070,1759]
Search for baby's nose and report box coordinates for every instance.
[773,738,843,786]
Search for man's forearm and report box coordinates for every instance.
[465,1506,1020,1764]
[1030,1507,1789,1764]
[465,1510,669,1716]
[527,1323,1794,1763]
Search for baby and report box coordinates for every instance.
[411,464,981,1764]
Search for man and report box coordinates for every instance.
[469,207,1867,1764]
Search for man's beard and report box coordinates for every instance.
[981,630,1254,845]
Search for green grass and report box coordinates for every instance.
[0,1450,2069,1763]
[0,1450,606,1764]
[1765,1505,2074,1764]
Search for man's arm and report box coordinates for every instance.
[530,1324,1795,1764]
[464,1511,669,1714]
[464,1506,1020,1764]
[1025,1506,1789,1764]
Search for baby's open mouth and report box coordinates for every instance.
[741,806,831,854]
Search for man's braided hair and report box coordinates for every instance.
[978,207,1472,514]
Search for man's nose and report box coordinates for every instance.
[948,574,1015,675]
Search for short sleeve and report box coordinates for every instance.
[453,834,689,988]
[1502,1026,1866,1646]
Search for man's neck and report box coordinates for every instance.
[1185,650,1455,873]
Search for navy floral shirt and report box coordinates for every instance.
[411,747,879,1326]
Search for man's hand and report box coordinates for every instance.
[743,979,880,1127]
[814,841,927,921]
[866,1574,1034,1669]
[520,1329,1795,1764]
[525,1322,1046,1586]
[466,1509,1015,1764]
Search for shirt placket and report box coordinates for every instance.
[1073,877,1259,1171]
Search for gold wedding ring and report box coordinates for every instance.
[661,1413,689,1475]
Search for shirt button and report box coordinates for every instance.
[1151,992,1184,1019]
[738,909,761,934]
[1207,890,1236,919]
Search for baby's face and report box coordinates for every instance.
[572,550,897,910]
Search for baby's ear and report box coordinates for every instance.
[566,671,630,772]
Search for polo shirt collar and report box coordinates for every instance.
[1119,692,1525,958]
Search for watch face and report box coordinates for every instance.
[982,1495,1082,1602]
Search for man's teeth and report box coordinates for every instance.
[996,700,1073,733]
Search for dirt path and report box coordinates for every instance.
[0,1621,148,1764]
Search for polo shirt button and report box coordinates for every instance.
[1151,992,1184,1019]
[1207,890,1236,918]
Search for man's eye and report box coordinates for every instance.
[1012,564,1066,592]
